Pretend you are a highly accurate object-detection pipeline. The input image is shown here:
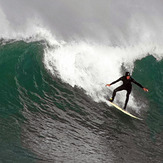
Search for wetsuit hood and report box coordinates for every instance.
[125,72,130,76]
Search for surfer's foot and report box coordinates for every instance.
[109,98,113,102]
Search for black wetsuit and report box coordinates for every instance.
[110,76,143,109]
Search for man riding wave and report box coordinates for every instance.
[106,72,148,110]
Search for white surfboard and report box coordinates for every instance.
[109,101,143,120]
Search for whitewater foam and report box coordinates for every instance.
[43,39,163,112]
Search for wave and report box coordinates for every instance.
[0,37,163,163]
[43,39,163,112]
[0,3,163,112]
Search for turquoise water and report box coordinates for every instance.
[0,40,162,162]
[134,56,163,138]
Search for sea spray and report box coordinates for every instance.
[43,40,163,112]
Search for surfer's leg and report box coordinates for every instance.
[111,85,124,102]
[123,90,131,110]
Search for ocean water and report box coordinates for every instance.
[0,39,162,163]
[0,1,163,163]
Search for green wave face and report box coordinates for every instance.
[133,56,163,136]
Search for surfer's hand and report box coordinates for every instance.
[143,88,148,92]
[106,84,111,87]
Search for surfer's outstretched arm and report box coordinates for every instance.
[132,78,148,92]
[106,77,122,86]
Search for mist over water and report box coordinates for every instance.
[1,0,163,43]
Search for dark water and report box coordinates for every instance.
[0,40,162,163]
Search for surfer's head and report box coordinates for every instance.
[125,72,130,79]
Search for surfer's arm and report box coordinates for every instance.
[132,78,148,92]
[107,77,122,86]
[132,78,143,88]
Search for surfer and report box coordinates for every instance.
[106,72,148,110]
